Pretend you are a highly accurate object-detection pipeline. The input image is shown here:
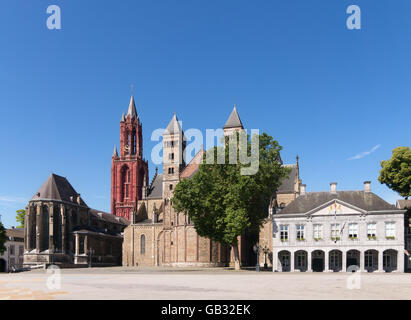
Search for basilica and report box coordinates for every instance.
[115,95,301,267]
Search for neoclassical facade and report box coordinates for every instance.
[272,182,406,272]
[24,174,128,267]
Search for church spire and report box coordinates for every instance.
[112,146,118,157]
[165,113,183,134]
[223,104,243,129]
[127,95,137,119]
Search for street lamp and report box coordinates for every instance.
[253,244,271,271]
[253,245,260,272]
[87,248,95,268]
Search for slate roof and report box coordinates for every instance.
[279,191,398,214]
[164,113,183,135]
[397,199,411,210]
[223,106,243,129]
[147,174,164,199]
[89,209,129,226]
[278,164,297,193]
[126,95,137,118]
[6,228,24,241]
[31,174,87,206]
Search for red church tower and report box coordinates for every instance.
[111,95,149,221]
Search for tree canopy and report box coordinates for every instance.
[16,209,25,229]
[379,146,411,199]
[0,222,6,256]
[172,132,290,269]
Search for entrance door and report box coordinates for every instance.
[312,258,324,272]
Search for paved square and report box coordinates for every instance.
[0,267,410,300]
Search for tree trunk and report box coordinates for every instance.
[233,244,241,270]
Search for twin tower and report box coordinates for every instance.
[111,95,244,221]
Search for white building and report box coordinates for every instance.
[272,182,406,273]
[0,228,25,272]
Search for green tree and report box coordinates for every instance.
[0,222,6,256]
[379,147,411,199]
[172,132,290,270]
[16,209,26,229]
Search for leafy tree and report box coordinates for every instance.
[0,222,6,256]
[16,209,26,228]
[173,132,290,270]
[379,147,411,199]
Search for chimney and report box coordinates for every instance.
[300,184,306,195]
[330,182,337,193]
[364,181,372,193]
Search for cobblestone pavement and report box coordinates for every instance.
[0,267,410,300]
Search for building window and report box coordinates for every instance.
[169,153,175,160]
[365,251,378,269]
[19,246,24,256]
[313,224,323,240]
[331,224,340,240]
[10,258,15,266]
[296,251,306,268]
[348,223,358,239]
[169,184,173,191]
[296,225,305,240]
[367,223,377,239]
[385,222,395,239]
[168,167,174,174]
[10,245,15,256]
[280,225,288,241]
[140,235,146,255]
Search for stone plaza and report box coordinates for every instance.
[0,267,410,300]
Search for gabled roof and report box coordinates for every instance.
[279,191,398,215]
[147,174,164,199]
[164,113,183,135]
[89,209,129,226]
[126,95,137,119]
[223,105,243,129]
[31,174,87,206]
[180,149,204,179]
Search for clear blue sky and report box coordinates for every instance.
[0,0,410,228]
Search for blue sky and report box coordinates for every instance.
[0,0,410,228]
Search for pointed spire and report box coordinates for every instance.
[113,146,118,157]
[164,113,183,134]
[223,104,243,129]
[126,95,137,119]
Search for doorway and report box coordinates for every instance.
[312,250,324,272]
[0,258,6,273]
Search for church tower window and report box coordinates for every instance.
[140,235,146,254]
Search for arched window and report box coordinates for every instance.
[121,166,130,201]
[140,235,146,255]
[132,129,136,155]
